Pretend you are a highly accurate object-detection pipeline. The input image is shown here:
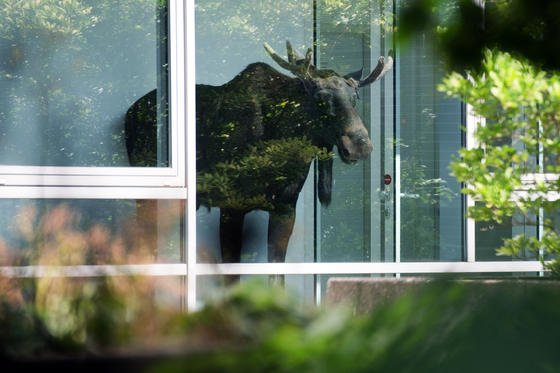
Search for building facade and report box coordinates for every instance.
[0,0,544,310]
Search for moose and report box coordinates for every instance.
[125,41,393,269]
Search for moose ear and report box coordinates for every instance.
[344,67,363,82]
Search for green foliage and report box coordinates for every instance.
[440,50,560,271]
[157,279,560,373]
[195,0,391,54]
[198,137,332,212]
[0,275,189,358]
[3,277,560,372]
[0,0,97,41]
[319,0,394,35]
[398,0,560,72]
[399,156,457,260]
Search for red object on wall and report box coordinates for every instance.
[383,174,392,185]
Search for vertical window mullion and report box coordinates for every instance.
[465,103,480,262]
[184,0,198,311]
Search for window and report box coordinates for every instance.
[0,199,185,264]
[192,0,545,307]
[0,1,191,311]
[0,0,186,188]
[0,0,549,311]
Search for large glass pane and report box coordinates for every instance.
[475,205,537,261]
[0,275,185,349]
[316,1,386,263]
[195,0,397,265]
[195,0,316,265]
[544,205,560,262]
[396,7,464,262]
[0,199,184,265]
[0,1,169,167]
[197,275,315,308]
[195,0,464,268]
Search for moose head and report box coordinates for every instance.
[263,41,393,165]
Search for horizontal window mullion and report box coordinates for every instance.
[0,172,188,194]
[0,186,187,199]
[0,261,545,279]
[0,174,184,188]
[0,165,180,177]
[194,261,547,276]
[520,173,559,184]
[0,264,188,278]
[511,190,560,202]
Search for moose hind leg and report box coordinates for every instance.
[219,209,245,285]
[219,209,245,263]
[267,211,296,262]
[268,211,296,286]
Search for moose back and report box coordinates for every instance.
[125,41,393,265]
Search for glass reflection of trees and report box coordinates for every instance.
[0,0,167,166]
[0,200,183,266]
[126,37,390,266]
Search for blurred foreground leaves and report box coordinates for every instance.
[2,276,560,372]
[399,0,560,73]
[441,50,560,271]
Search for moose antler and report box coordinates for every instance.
[264,41,314,78]
[286,41,303,64]
[264,41,393,84]
[357,50,394,87]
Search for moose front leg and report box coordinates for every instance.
[268,210,296,263]
[219,208,246,263]
[219,209,246,285]
[267,210,296,286]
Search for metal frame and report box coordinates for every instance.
[185,0,198,311]
[0,260,545,278]
[465,103,480,262]
[0,186,186,199]
[193,261,545,276]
